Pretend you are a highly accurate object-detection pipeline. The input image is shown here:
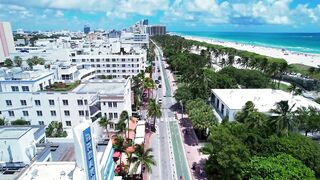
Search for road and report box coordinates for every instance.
[147,40,191,180]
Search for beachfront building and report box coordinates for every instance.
[70,44,147,79]
[210,89,320,121]
[0,22,16,63]
[147,25,166,36]
[0,68,132,130]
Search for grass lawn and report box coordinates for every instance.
[289,64,320,80]
[45,81,81,91]
[269,82,290,92]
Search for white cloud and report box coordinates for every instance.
[55,10,64,17]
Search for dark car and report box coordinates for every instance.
[155,80,160,84]
[158,69,161,73]
[158,76,162,80]
[158,84,162,88]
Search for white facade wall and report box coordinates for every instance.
[0,73,55,92]
[71,53,147,78]
[0,127,43,164]
[210,92,237,121]
[0,80,132,130]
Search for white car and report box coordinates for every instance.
[158,98,162,104]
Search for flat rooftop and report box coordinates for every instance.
[212,89,320,112]
[73,79,128,94]
[18,162,83,180]
[0,127,32,139]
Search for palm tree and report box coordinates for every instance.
[131,144,156,174]
[147,99,162,129]
[269,100,297,136]
[13,56,23,67]
[143,77,155,100]
[98,116,110,136]
[288,82,302,95]
[227,55,235,66]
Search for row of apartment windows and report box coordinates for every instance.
[11,86,30,92]
[89,64,140,68]
[104,112,118,119]
[102,102,117,108]
[5,99,89,106]
[7,110,89,117]
[95,69,140,73]
[73,58,140,63]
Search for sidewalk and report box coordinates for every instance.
[143,131,154,180]
[164,61,208,180]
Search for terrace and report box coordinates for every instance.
[44,81,80,91]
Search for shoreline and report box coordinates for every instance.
[173,33,320,68]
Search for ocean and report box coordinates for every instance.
[174,31,320,55]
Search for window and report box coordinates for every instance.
[79,110,84,116]
[22,86,29,92]
[103,102,106,106]
[122,70,126,73]
[66,121,72,126]
[84,99,88,105]
[109,123,114,129]
[112,70,116,73]
[106,59,110,62]
[85,110,89,116]
[113,102,117,107]
[112,58,116,62]
[39,121,44,125]
[108,102,112,108]
[51,110,56,116]
[8,111,14,116]
[91,59,94,62]
[23,111,29,116]
[64,110,70,116]
[82,59,85,62]
[77,100,83,106]
[122,59,125,62]
[62,100,68,106]
[106,64,110,67]
[107,70,110,73]
[96,59,100,62]
[35,100,41,106]
[20,100,27,106]
[112,64,116,67]
[109,113,113,119]
[122,64,125,67]
[11,86,19,92]
[114,113,118,119]
[6,100,12,106]
[97,64,100,68]
[37,111,43,116]
[49,99,55,106]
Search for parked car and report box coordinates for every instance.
[158,76,162,80]
[155,80,160,84]
[158,84,162,88]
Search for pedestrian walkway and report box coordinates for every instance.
[170,121,191,180]
[164,60,208,179]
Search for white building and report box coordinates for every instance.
[0,78,132,131]
[16,121,118,180]
[0,67,55,92]
[70,46,147,79]
[210,89,320,121]
[0,22,16,63]
[50,61,96,82]
[0,126,47,165]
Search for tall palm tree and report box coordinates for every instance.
[98,116,110,135]
[131,144,156,174]
[147,99,162,129]
[143,77,155,100]
[288,82,302,95]
[269,100,297,136]
[13,56,23,67]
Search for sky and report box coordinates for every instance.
[0,0,319,32]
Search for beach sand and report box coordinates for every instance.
[183,35,320,68]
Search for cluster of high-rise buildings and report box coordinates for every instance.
[0,20,166,180]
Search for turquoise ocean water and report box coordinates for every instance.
[174,31,320,55]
